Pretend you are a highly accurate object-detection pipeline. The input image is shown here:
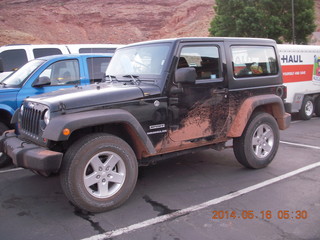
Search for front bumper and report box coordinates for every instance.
[0,130,63,172]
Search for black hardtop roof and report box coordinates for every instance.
[122,37,276,48]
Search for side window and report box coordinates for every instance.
[178,46,221,80]
[79,48,116,54]
[232,46,278,78]
[33,48,63,58]
[87,57,111,83]
[0,49,28,71]
[38,59,80,86]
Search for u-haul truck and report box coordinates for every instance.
[278,44,320,120]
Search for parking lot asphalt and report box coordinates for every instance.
[0,117,319,240]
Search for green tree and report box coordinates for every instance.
[209,0,316,44]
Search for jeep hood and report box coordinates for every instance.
[27,83,161,112]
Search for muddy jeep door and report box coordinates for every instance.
[168,43,229,143]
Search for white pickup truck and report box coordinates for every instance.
[278,44,320,120]
[0,44,123,81]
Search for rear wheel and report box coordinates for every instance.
[0,122,12,168]
[233,112,279,169]
[299,96,314,120]
[60,133,138,213]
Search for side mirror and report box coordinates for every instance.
[0,58,4,73]
[175,67,196,84]
[33,76,51,87]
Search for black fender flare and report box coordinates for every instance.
[227,94,291,137]
[43,109,156,154]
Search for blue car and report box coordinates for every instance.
[0,53,112,167]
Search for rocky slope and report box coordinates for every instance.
[0,0,214,45]
[0,0,319,45]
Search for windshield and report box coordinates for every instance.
[106,43,171,77]
[2,59,45,86]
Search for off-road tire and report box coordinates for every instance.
[60,133,138,213]
[233,112,279,169]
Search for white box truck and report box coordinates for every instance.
[278,44,320,120]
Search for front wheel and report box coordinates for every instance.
[60,133,138,213]
[233,112,279,169]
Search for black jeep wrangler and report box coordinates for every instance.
[0,37,290,212]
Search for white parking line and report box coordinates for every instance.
[82,161,320,240]
[291,117,319,124]
[290,120,303,124]
[280,141,320,150]
[0,167,23,174]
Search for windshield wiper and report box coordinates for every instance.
[123,75,140,84]
[0,82,6,87]
[104,75,118,83]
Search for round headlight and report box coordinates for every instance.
[20,105,24,116]
[43,110,50,125]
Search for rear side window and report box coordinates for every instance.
[0,49,28,71]
[87,57,111,83]
[33,48,63,58]
[232,46,278,78]
[79,48,116,54]
[178,45,221,80]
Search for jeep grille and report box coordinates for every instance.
[20,105,42,137]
